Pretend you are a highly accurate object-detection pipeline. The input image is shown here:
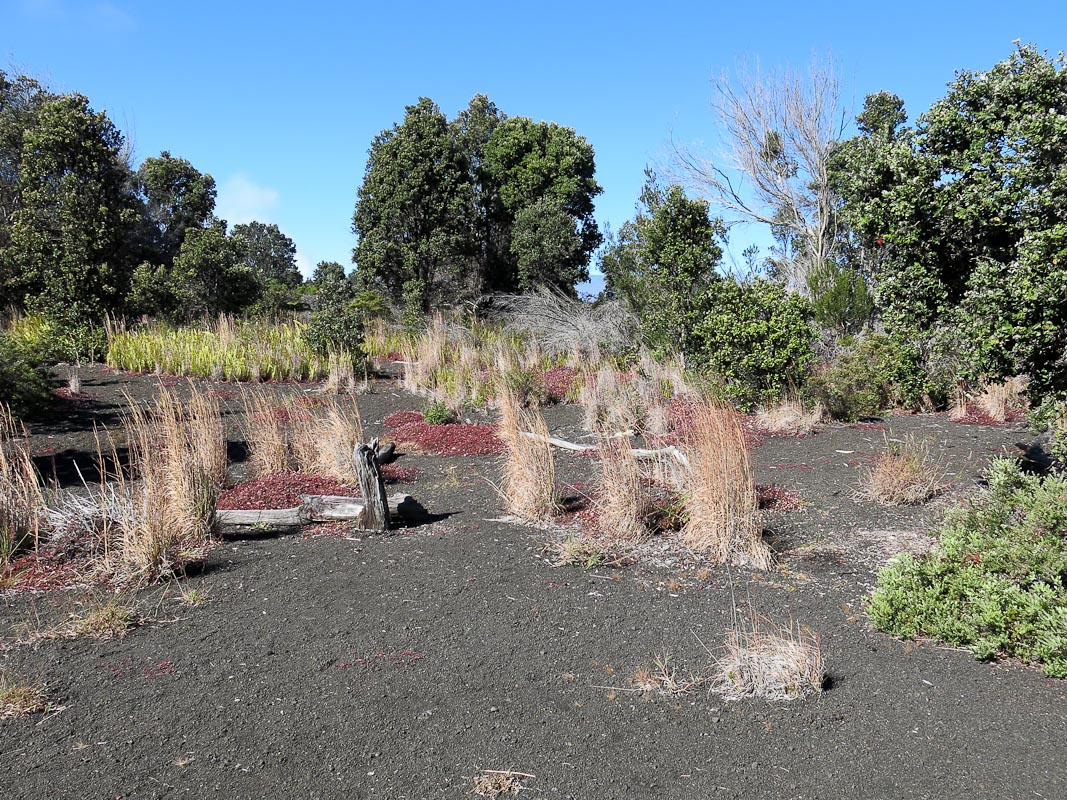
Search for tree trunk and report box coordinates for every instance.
[354,439,390,531]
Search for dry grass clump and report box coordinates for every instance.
[713,614,825,701]
[975,377,1027,422]
[0,670,49,719]
[470,769,534,798]
[289,396,364,481]
[754,397,823,435]
[858,434,945,506]
[579,366,640,433]
[681,403,771,569]
[497,390,557,521]
[629,652,696,696]
[595,440,653,543]
[115,385,227,585]
[241,392,364,482]
[543,534,633,569]
[0,407,45,565]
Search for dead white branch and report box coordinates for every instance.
[518,430,689,468]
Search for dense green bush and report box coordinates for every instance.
[0,335,52,418]
[869,459,1067,677]
[804,334,941,421]
[422,400,456,425]
[691,278,814,410]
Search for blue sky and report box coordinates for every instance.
[3,1,1065,293]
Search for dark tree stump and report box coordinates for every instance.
[354,438,390,531]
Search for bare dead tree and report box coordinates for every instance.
[672,54,848,292]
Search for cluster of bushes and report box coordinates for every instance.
[870,459,1067,676]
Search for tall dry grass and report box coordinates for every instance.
[596,440,652,542]
[754,397,823,435]
[241,392,364,482]
[497,390,557,521]
[858,434,945,506]
[0,407,45,564]
[681,403,771,569]
[115,385,227,584]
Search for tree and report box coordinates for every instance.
[232,220,300,287]
[600,172,725,355]
[134,151,216,267]
[0,72,53,254]
[4,93,137,324]
[483,116,602,291]
[833,45,1067,397]
[352,98,473,310]
[170,220,260,317]
[673,55,846,292]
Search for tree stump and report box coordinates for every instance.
[354,438,390,531]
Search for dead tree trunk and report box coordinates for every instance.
[354,438,390,532]
[216,493,413,527]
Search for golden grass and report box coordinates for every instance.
[976,377,1027,422]
[113,385,227,585]
[681,403,771,569]
[0,670,49,719]
[241,392,290,477]
[754,397,823,435]
[289,396,364,481]
[713,614,825,701]
[596,440,652,542]
[0,407,45,565]
[497,390,557,521]
[858,434,945,506]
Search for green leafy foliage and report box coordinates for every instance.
[692,278,815,410]
[870,459,1067,677]
[832,46,1067,401]
[0,334,51,418]
[804,334,936,421]
[304,262,363,357]
[422,401,456,425]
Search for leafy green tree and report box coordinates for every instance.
[232,220,300,287]
[305,260,363,356]
[4,93,137,324]
[833,46,1067,399]
[353,98,473,310]
[510,196,585,292]
[483,116,602,291]
[600,174,725,355]
[134,151,216,267]
[170,220,260,317]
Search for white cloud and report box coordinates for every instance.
[215,173,280,227]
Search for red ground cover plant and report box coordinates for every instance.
[219,466,418,511]
[384,412,504,456]
[948,404,1026,426]
[756,484,804,512]
[1,543,96,592]
[543,367,582,403]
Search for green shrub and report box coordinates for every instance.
[0,335,52,418]
[691,278,815,410]
[804,334,937,421]
[869,459,1067,677]
[422,401,456,425]
[1028,399,1067,465]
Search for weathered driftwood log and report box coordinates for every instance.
[216,493,414,527]
[354,439,390,531]
[518,430,690,468]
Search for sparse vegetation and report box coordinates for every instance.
[713,614,826,701]
[681,403,771,569]
[497,390,557,521]
[0,407,46,564]
[858,434,945,506]
[0,670,49,719]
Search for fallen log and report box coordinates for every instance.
[216,493,415,528]
[517,431,690,468]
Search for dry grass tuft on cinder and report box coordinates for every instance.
[712,614,826,702]
[0,669,49,719]
[754,397,823,435]
[470,769,534,798]
[681,402,772,569]
[289,395,365,481]
[0,406,45,565]
[115,384,227,585]
[595,440,653,543]
[496,390,558,521]
[858,434,946,506]
[975,376,1027,422]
